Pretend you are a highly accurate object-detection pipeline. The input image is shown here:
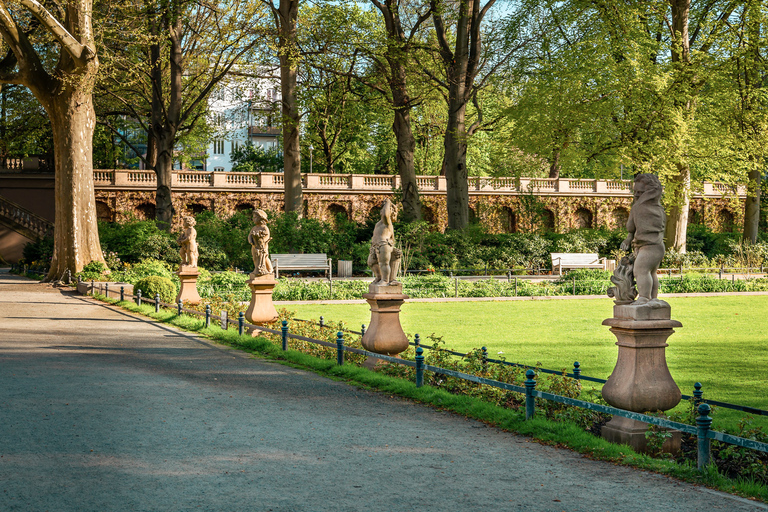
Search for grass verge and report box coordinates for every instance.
[87,292,767,504]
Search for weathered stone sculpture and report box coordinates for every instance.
[362,199,409,356]
[367,198,402,288]
[176,216,201,304]
[602,173,681,454]
[245,209,278,325]
[178,216,199,268]
[619,173,666,307]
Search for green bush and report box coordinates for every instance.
[99,220,180,264]
[77,260,110,282]
[21,235,54,266]
[134,275,177,303]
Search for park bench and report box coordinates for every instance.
[550,253,607,275]
[271,254,332,279]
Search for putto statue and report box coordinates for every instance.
[619,173,666,306]
[368,198,402,287]
[178,216,198,268]
[248,209,274,277]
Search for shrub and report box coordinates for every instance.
[99,220,180,264]
[77,260,110,282]
[128,258,175,281]
[21,235,54,265]
[134,275,177,303]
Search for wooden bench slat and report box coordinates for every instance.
[270,254,332,278]
[550,253,606,275]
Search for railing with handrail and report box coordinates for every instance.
[79,282,768,472]
[0,195,53,238]
[83,169,748,198]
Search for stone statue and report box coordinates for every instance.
[368,198,402,287]
[248,209,273,277]
[607,254,638,305]
[619,173,666,306]
[178,216,198,268]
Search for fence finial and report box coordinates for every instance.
[336,331,344,366]
[697,403,713,470]
[525,369,537,420]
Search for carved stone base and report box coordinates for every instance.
[362,285,409,356]
[601,416,681,455]
[601,302,682,455]
[245,274,278,325]
[176,269,201,304]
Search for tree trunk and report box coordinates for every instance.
[392,94,421,222]
[743,166,761,244]
[665,0,692,252]
[444,102,469,230]
[548,148,561,179]
[46,90,105,280]
[278,0,302,214]
[154,129,175,229]
[664,165,690,252]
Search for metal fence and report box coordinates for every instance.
[85,285,768,472]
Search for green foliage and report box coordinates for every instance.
[77,260,110,282]
[230,142,283,173]
[122,258,175,281]
[99,220,180,264]
[21,235,54,266]
[134,275,177,303]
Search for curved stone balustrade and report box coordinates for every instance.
[88,169,746,198]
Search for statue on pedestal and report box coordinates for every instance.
[176,216,201,304]
[362,198,409,356]
[248,209,273,277]
[367,198,402,288]
[178,216,199,268]
[619,173,666,307]
[244,209,278,325]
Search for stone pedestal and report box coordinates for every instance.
[245,274,278,325]
[601,302,682,454]
[361,283,409,356]
[176,266,201,304]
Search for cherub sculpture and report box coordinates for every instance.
[620,173,666,306]
[178,216,198,268]
[248,209,274,277]
[368,198,402,287]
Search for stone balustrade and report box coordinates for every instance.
[0,195,54,239]
[91,170,746,198]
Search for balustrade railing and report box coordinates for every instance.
[82,169,747,198]
[0,195,53,238]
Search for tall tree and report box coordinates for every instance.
[0,0,105,280]
[99,0,262,229]
[428,0,527,229]
[262,0,303,214]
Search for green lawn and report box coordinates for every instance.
[286,296,768,431]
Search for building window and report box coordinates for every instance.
[231,140,241,152]
[214,167,224,172]
[213,140,224,154]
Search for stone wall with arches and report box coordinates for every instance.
[93,189,745,235]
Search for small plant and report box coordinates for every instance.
[134,275,177,303]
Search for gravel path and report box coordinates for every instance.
[1,271,765,511]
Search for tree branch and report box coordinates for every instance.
[18,0,92,65]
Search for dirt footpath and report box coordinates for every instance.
[0,271,764,511]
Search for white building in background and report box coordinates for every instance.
[205,68,281,172]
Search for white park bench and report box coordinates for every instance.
[271,254,333,279]
[550,253,607,275]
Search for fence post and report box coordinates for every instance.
[573,361,581,380]
[361,324,366,337]
[415,346,424,388]
[481,346,488,374]
[514,277,518,296]
[319,316,324,328]
[205,305,211,328]
[281,320,288,350]
[693,382,703,408]
[455,277,459,298]
[137,289,142,306]
[572,275,576,295]
[120,286,125,302]
[155,293,160,313]
[177,301,182,316]
[238,312,245,335]
[221,310,228,330]
[105,283,109,299]
[719,267,723,279]
[336,331,344,366]
[697,403,713,471]
[525,369,537,420]
[91,279,95,296]
[329,279,333,299]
